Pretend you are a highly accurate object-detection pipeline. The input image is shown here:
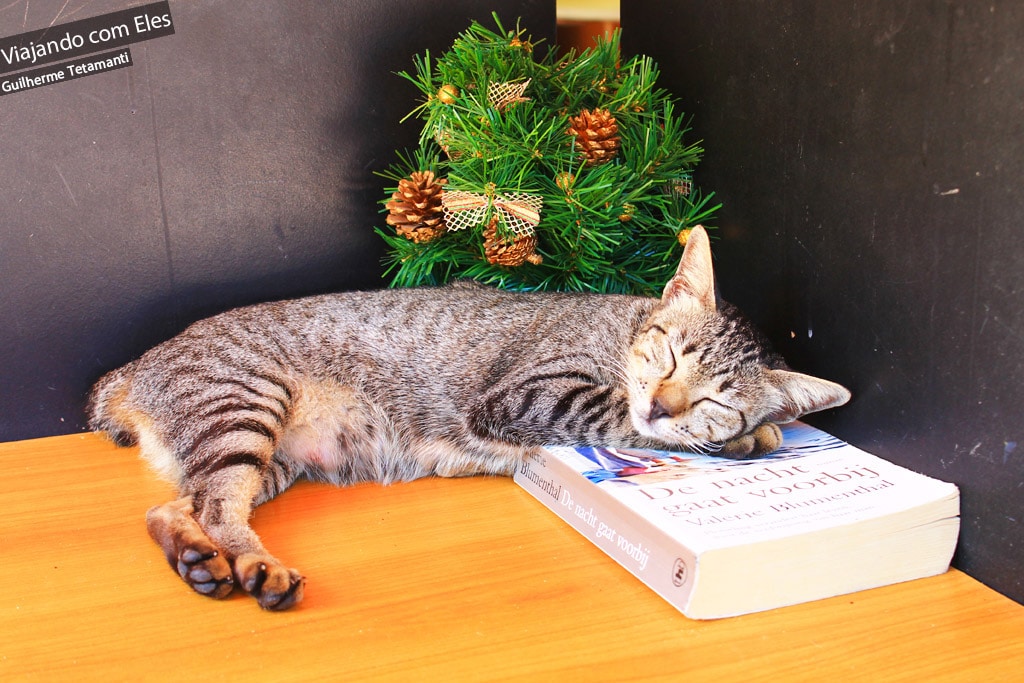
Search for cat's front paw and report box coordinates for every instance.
[719,422,783,459]
[234,554,305,611]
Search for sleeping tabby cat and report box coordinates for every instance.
[88,226,850,610]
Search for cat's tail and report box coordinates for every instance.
[87,361,140,447]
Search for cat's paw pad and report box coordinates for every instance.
[234,553,305,611]
[176,542,234,599]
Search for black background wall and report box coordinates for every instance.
[5,0,1021,607]
[623,1,1023,604]
[1,0,555,441]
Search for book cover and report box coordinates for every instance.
[514,422,960,619]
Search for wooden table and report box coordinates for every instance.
[2,433,1023,681]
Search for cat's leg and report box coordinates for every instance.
[146,454,305,610]
[425,437,536,478]
[194,459,305,610]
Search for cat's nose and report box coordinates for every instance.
[649,398,672,420]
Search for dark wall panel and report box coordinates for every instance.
[622,1,1024,603]
[1,0,555,441]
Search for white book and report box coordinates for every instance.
[514,422,960,619]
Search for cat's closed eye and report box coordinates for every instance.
[638,328,676,377]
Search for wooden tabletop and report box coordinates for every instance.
[2,433,1023,681]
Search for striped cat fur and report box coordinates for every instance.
[88,227,850,610]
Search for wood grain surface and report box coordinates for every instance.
[2,433,1022,681]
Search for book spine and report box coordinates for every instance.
[514,450,700,618]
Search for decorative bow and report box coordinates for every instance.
[487,79,531,111]
[442,188,543,236]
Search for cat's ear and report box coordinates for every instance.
[765,370,852,423]
[662,225,716,311]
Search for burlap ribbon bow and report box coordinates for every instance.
[442,188,543,235]
[487,79,531,110]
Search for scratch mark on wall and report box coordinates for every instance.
[53,163,78,207]
[0,0,25,19]
[57,0,97,22]
[966,215,984,398]
[873,7,911,49]
[48,0,70,27]
[990,314,1024,344]
[978,303,990,336]
[142,44,177,291]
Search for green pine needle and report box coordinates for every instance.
[377,14,720,295]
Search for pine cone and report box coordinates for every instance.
[386,171,447,243]
[568,108,620,166]
[483,216,543,267]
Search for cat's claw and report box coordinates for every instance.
[234,554,305,610]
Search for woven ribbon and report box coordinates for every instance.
[487,79,530,110]
[442,189,543,236]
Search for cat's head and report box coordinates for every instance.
[625,226,851,453]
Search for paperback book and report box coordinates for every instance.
[514,422,960,619]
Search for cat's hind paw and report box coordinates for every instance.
[234,554,305,611]
[146,499,235,600]
[176,545,234,599]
